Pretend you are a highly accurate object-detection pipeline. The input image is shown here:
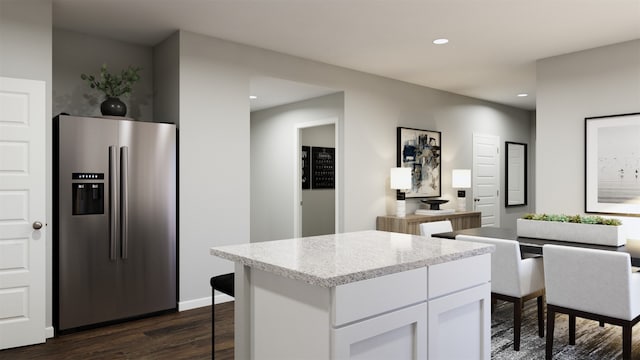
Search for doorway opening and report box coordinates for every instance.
[295,120,338,237]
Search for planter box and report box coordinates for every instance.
[516,219,625,247]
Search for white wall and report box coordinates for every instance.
[0,0,53,331]
[250,93,342,242]
[502,111,537,227]
[178,32,251,306]
[536,39,640,234]
[53,28,154,121]
[153,33,179,125]
[175,30,531,304]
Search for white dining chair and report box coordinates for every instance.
[457,234,545,351]
[543,244,640,360]
[419,220,453,237]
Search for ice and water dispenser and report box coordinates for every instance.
[72,173,104,215]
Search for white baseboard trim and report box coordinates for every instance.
[179,297,210,311]
[214,294,234,304]
[178,294,234,311]
[45,326,54,339]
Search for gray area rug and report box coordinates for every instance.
[491,299,638,359]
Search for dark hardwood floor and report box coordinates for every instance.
[0,302,234,360]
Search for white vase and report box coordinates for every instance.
[516,219,625,247]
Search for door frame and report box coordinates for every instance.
[294,117,340,237]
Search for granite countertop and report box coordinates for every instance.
[210,230,494,288]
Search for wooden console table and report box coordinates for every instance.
[376,211,481,235]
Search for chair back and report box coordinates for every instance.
[543,244,640,320]
[457,235,543,297]
[419,220,453,237]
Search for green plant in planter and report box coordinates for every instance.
[80,64,142,98]
[548,214,569,222]
[522,213,621,226]
[567,214,582,223]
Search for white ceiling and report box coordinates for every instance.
[52,0,640,111]
[250,77,338,112]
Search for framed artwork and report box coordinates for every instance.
[301,146,310,189]
[505,141,527,207]
[585,112,640,215]
[311,147,335,189]
[397,127,442,198]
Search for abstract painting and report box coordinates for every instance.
[397,127,442,198]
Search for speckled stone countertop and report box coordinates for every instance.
[210,230,494,288]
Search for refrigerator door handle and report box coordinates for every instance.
[109,145,117,261]
[120,146,129,260]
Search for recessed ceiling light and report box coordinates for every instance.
[249,95,257,100]
[433,38,449,45]
[517,93,528,97]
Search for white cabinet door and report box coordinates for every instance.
[332,302,427,360]
[428,283,491,360]
[0,77,46,349]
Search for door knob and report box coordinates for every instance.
[33,221,43,230]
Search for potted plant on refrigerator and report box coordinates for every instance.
[81,64,142,117]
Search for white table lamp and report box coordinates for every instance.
[390,167,412,217]
[452,169,471,212]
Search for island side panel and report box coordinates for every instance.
[234,264,251,360]
[250,268,332,360]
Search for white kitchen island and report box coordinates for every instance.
[210,230,494,360]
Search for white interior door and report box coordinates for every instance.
[472,134,500,227]
[0,77,46,349]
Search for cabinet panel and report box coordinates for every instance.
[332,302,427,360]
[428,283,491,360]
[333,267,427,327]
[428,253,490,299]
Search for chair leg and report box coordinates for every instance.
[546,307,555,360]
[514,298,522,351]
[537,295,544,338]
[569,314,576,345]
[211,284,216,360]
[623,323,632,360]
[599,321,605,327]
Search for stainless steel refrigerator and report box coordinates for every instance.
[53,114,177,332]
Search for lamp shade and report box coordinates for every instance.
[390,167,412,190]
[452,169,471,188]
